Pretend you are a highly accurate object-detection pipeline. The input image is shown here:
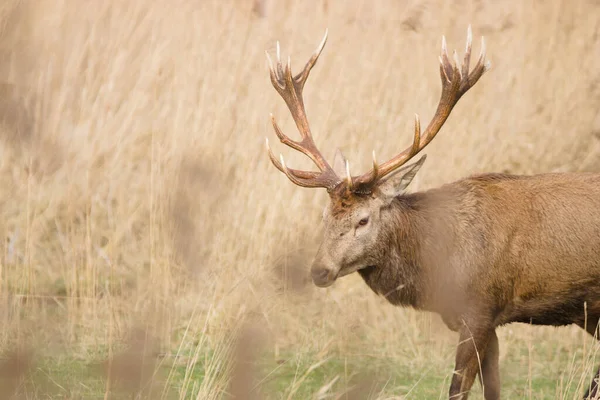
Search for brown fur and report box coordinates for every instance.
[328,186,371,217]
[328,171,600,399]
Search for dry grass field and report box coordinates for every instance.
[0,0,599,398]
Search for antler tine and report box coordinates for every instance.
[411,113,422,158]
[278,154,326,188]
[265,138,320,180]
[462,25,472,80]
[371,150,379,177]
[345,160,353,191]
[460,36,490,96]
[353,26,490,187]
[265,138,334,188]
[265,31,340,190]
[295,29,328,89]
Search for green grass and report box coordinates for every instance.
[10,345,593,399]
[20,358,106,399]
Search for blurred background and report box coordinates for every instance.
[0,0,598,398]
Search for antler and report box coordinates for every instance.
[264,31,341,189]
[352,25,491,188]
[265,27,490,193]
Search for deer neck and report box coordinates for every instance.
[358,188,461,312]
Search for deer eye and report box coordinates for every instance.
[358,217,369,227]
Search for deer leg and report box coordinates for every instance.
[449,322,494,400]
[479,329,500,400]
[579,315,600,400]
[585,371,600,400]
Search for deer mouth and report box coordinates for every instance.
[338,264,372,279]
[312,265,373,287]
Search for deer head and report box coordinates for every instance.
[265,27,490,287]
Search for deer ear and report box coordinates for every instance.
[332,148,348,178]
[378,155,427,200]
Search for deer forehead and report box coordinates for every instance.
[324,196,373,223]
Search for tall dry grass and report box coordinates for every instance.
[0,0,598,398]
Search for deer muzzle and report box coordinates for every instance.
[310,264,337,287]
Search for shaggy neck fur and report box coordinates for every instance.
[358,185,468,313]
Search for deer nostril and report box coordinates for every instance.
[310,267,335,287]
[311,268,329,280]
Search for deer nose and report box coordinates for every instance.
[311,266,336,287]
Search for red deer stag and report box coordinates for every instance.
[264,27,600,400]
